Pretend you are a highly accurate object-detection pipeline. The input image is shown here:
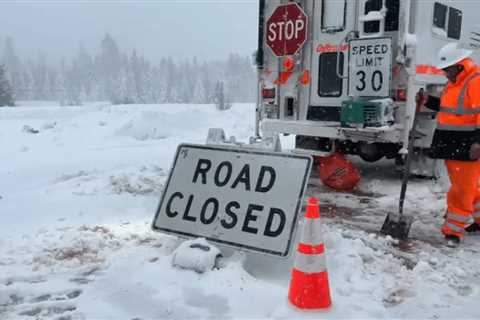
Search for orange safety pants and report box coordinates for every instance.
[442,160,480,237]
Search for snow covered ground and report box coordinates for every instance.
[0,103,479,319]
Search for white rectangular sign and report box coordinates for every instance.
[152,144,312,257]
[348,37,392,97]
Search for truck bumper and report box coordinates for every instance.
[261,119,404,143]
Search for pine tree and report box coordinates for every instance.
[96,34,122,103]
[165,57,177,103]
[156,59,169,103]
[66,60,82,106]
[21,67,34,100]
[75,45,95,101]
[223,54,256,103]
[130,50,150,103]
[0,65,14,106]
[2,37,22,100]
[55,60,67,106]
[31,53,48,100]
[200,62,213,103]
[192,74,206,104]
[215,81,231,110]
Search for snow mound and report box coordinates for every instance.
[109,173,164,196]
[116,110,210,140]
[31,225,122,270]
[27,224,171,272]
[171,238,222,273]
[50,166,166,196]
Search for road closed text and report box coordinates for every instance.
[164,158,286,237]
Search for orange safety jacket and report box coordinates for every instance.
[427,58,480,160]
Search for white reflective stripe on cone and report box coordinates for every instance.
[444,221,465,233]
[294,251,327,273]
[446,211,471,223]
[300,218,324,245]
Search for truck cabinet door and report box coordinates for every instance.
[308,0,354,121]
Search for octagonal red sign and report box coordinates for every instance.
[266,3,308,57]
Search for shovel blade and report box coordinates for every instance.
[380,213,414,240]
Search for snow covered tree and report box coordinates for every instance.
[164,57,178,103]
[143,64,158,103]
[177,59,194,103]
[2,37,22,100]
[155,59,169,103]
[31,53,49,100]
[0,65,14,106]
[224,54,256,103]
[130,50,152,103]
[199,62,213,103]
[214,81,231,110]
[96,34,122,103]
[65,61,82,106]
[74,45,95,101]
[192,73,207,103]
[55,60,67,106]
[115,62,134,105]
[21,68,34,101]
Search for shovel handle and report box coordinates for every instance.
[399,88,425,215]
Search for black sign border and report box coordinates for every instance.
[151,143,312,258]
[347,36,393,98]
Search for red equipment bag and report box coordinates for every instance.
[317,153,361,191]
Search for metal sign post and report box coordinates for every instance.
[152,144,312,257]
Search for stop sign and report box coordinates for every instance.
[266,3,308,57]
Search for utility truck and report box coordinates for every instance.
[254,0,480,176]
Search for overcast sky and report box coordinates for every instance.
[0,0,258,63]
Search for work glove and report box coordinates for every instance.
[415,89,428,106]
[469,143,480,160]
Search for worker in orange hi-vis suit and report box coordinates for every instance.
[417,42,480,247]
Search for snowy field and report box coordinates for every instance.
[0,103,479,319]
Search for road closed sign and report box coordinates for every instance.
[152,144,312,257]
[348,37,392,97]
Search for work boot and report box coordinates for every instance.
[445,234,461,248]
[465,223,480,233]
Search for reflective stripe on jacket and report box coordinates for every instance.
[429,58,480,160]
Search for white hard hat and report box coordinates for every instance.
[435,42,473,69]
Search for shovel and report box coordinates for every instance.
[380,89,424,240]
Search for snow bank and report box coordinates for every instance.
[116,110,203,140]
[1,103,480,319]
[115,106,217,140]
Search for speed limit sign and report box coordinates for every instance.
[348,37,392,97]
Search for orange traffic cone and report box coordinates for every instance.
[288,197,332,309]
